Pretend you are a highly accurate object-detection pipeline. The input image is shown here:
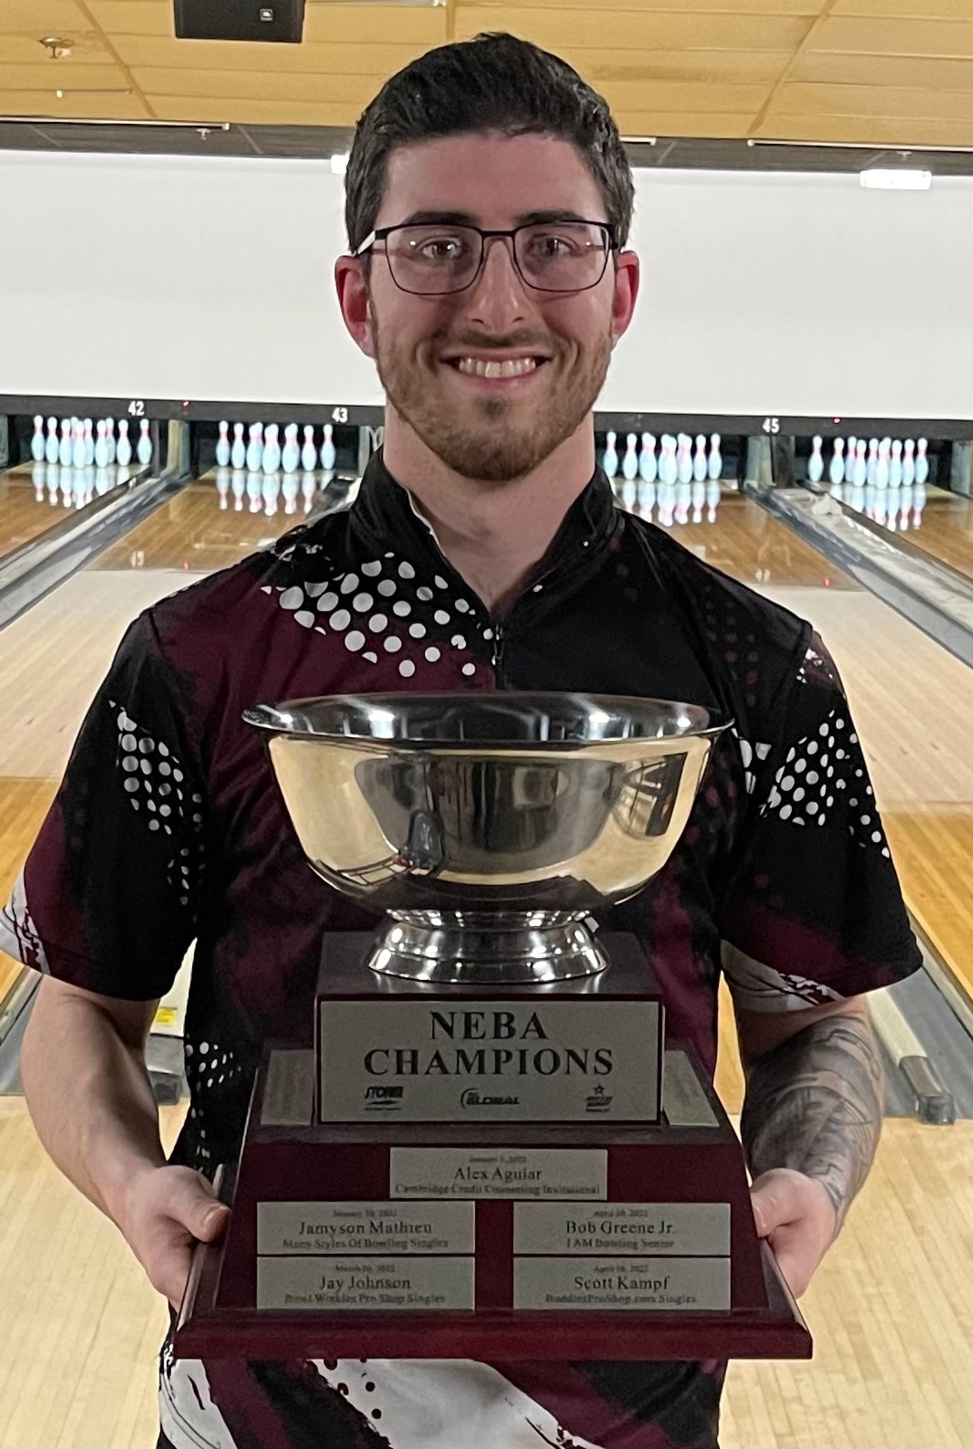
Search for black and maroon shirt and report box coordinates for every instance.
[2,454,920,1449]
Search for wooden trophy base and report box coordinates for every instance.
[176,954,810,1363]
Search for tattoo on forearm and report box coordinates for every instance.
[740,1012,885,1231]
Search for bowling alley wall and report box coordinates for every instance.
[1,150,971,421]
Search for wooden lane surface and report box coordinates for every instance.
[0,467,66,559]
[91,474,331,574]
[878,485,973,581]
[0,1095,970,1448]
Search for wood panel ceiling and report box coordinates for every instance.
[2,0,973,150]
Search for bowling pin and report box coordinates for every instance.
[246,473,262,512]
[692,435,708,483]
[691,478,705,522]
[231,472,246,511]
[320,423,337,471]
[889,439,903,488]
[707,433,722,482]
[301,425,317,472]
[807,436,824,484]
[105,418,117,465]
[282,474,300,514]
[116,419,133,467]
[94,420,109,468]
[706,478,721,523]
[216,421,232,468]
[639,433,657,485]
[230,423,246,470]
[853,439,867,487]
[829,438,845,486]
[844,435,857,485]
[246,423,264,473]
[301,471,317,513]
[875,437,890,489]
[58,419,72,468]
[902,438,916,486]
[622,433,639,482]
[866,438,879,486]
[215,467,231,510]
[83,419,95,466]
[136,418,152,467]
[30,416,46,462]
[45,416,59,464]
[677,435,694,486]
[281,424,300,474]
[602,431,618,478]
[915,438,929,486]
[71,420,86,470]
[262,423,281,473]
[661,435,678,487]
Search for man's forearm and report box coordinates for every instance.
[739,1008,885,1231]
[21,984,166,1227]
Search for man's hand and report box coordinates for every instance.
[118,1164,231,1309]
[750,1166,838,1299]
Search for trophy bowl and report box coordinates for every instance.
[246,693,723,983]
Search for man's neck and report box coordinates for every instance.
[381,417,596,617]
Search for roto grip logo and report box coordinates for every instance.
[364,1084,404,1112]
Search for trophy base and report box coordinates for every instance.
[175,1035,810,1362]
[369,912,608,984]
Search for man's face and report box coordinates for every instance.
[339,131,639,484]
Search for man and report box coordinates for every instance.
[2,32,920,1449]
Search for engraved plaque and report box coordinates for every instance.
[513,1256,732,1311]
[257,1256,475,1311]
[258,1201,475,1256]
[513,1202,731,1257]
[319,999,661,1123]
[390,1147,607,1200]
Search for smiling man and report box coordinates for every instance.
[5,32,920,1449]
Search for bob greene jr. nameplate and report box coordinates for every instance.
[316,998,662,1124]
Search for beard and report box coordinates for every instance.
[372,315,613,484]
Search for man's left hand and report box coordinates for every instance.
[749,1167,839,1298]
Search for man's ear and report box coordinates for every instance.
[335,256,376,360]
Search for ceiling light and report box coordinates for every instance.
[330,152,349,176]
[860,169,932,191]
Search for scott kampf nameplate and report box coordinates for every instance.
[317,999,661,1123]
[257,1257,476,1311]
[513,1202,731,1257]
[513,1257,732,1312]
[390,1147,608,1200]
[257,1201,475,1256]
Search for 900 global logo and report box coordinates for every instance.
[460,1088,520,1109]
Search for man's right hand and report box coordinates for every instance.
[119,1165,231,1309]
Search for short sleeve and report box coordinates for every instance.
[0,613,211,1000]
[718,635,921,1013]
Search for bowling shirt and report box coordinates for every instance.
[2,453,921,1449]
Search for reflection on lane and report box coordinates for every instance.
[826,480,973,584]
[90,469,354,574]
[0,461,138,562]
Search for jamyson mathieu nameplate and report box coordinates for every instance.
[175,692,811,1362]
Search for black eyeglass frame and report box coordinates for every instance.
[352,220,620,296]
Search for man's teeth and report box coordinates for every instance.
[454,357,539,379]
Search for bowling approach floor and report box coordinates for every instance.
[0,475,972,1447]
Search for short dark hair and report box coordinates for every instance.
[344,32,634,252]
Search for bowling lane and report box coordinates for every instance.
[0,467,331,1001]
[847,482,973,580]
[0,460,144,562]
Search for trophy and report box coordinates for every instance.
[175,692,810,1361]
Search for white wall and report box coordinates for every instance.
[2,150,972,418]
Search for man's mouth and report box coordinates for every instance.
[444,355,547,380]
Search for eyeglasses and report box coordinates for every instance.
[353,220,618,296]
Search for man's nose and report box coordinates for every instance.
[462,235,533,329]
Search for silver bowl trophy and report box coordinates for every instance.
[175,693,810,1360]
